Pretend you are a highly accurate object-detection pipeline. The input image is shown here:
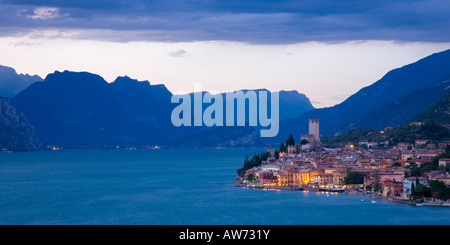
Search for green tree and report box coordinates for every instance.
[279,143,286,153]
[373,183,381,193]
[414,183,431,199]
[404,171,410,178]
[410,182,416,199]
[237,152,270,176]
[429,180,449,201]
[410,166,423,177]
[300,139,309,145]
[286,134,295,146]
[247,174,257,183]
[344,172,365,184]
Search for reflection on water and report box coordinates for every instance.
[0,149,449,225]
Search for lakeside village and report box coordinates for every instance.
[235,119,450,206]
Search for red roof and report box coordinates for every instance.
[382,179,396,185]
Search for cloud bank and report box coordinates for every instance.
[0,0,449,44]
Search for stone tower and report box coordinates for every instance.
[309,119,320,142]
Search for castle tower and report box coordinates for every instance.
[309,119,320,142]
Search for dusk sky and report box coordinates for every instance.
[0,0,449,107]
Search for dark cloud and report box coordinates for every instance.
[0,0,449,43]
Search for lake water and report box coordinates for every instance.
[0,149,449,225]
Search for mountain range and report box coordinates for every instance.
[0,65,42,98]
[1,49,449,150]
[335,78,450,134]
[11,71,314,148]
[321,92,450,148]
[0,96,44,151]
[13,71,178,147]
[412,89,450,126]
[269,49,450,144]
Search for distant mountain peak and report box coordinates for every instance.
[279,90,304,94]
[0,65,43,82]
[0,65,43,98]
[44,70,108,87]
[112,75,151,87]
[0,65,18,74]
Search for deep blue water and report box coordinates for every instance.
[0,149,449,225]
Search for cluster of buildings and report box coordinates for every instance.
[239,119,450,200]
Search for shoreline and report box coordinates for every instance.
[235,181,450,207]
[358,190,450,207]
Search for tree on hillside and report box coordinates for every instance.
[279,143,286,153]
[237,152,270,176]
[286,134,295,146]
